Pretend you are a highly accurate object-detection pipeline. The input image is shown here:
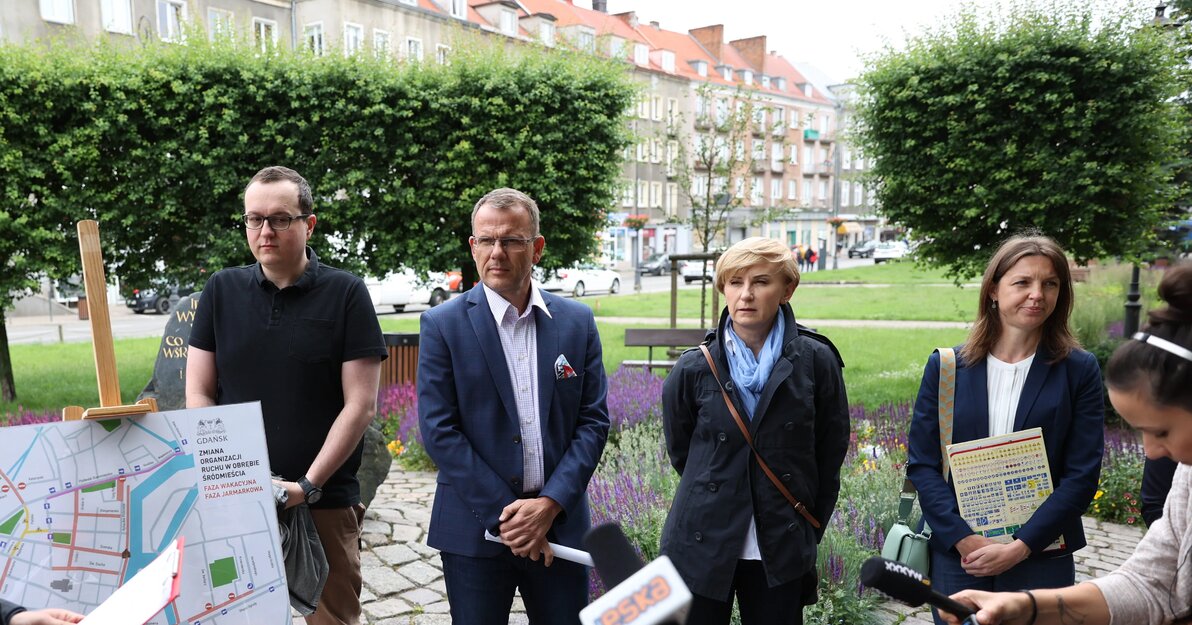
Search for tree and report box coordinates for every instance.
[0,35,633,403]
[673,83,767,253]
[855,2,1186,278]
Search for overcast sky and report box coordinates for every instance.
[587,0,1157,84]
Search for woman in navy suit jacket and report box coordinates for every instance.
[906,234,1104,625]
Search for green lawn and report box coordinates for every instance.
[1,337,158,415]
[581,283,978,322]
[799,260,969,285]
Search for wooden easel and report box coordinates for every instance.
[62,220,158,421]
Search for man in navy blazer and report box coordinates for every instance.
[417,187,610,624]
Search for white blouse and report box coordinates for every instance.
[986,353,1035,437]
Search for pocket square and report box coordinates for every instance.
[555,354,577,380]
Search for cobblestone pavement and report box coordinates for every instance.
[352,465,1145,625]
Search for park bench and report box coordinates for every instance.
[382,333,419,387]
[622,328,711,372]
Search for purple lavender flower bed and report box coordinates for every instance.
[0,408,60,427]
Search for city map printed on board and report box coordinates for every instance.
[0,403,291,624]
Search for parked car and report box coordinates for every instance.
[679,259,716,284]
[848,240,878,259]
[538,264,621,297]
[127,285,196,315]
[873,241,909,264]
[364,269,453,312]
[639,253,672,276]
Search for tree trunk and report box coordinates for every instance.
[0,311,15,402]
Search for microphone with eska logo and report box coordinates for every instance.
[580,523,691,625]
[860,557,982,624]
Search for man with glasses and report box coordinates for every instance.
[417,187,610,624]
[186,166,386,625]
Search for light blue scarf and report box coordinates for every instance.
[724,313,785,420]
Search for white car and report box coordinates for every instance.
[538,264,621,297]
[873,242,909,264]
[365,269,453,312]
[679,259,716,284]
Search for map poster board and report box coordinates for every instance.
[0,403,290,624]
[946,427,1065,552]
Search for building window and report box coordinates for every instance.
[819,179,828,200]
[540,22,554,46]
[637,180,649,208]
[450,0,467,18]
[40,0,75,24]
[771,143,783,168]
[854,183,863,206]
[397,0,415,4]
[772,108,785,135]
[651,139,663,164]
[157,0,186,41]
[666,183,678,216]
[771,178,781,204]
[102,0,133,33]
[742,70,753,85]
[752,105,764,129]
[661,51,675,73]
[622,184,634,208]
[722,67,733,81]
[803,146,813,169]
[404,37,423,61]
[344,23,364,56]
[305,23,325,56]
[842,147,852,169]
[499,9,517,36]
[692,175,708,201]
[788,179,797,200]
[576,29,595,52]
[788,144,798,165]
[650,182,662,208]
[634,43,649,66]
[751,141,765,164]
[638,95,649,120]
[715,99,728,126]
[666,140,678,177]
[636,141,647,163]
[841,181,851,207]
[735,178,745,199]
[750,176,763,205]
[254,18,278,52]
[208,8,233,39]
[436,44,451,64]
[803,180,812,202]
[761,75,770,89]
[694,61,707,77]
[374,30,390,57]
[666,98,678,127]
[651,96,662,121]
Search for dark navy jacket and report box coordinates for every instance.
[907,346,1104,557]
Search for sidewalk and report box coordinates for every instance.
[356,463,1146,625]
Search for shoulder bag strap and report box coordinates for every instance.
[937,347,957,483]
[899,347,958,524]
[699,344,821,529]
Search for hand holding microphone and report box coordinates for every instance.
[860,557,981,624]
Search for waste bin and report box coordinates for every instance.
[77,294,89,321]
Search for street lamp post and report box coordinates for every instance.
[632,229,641,293]
[1124,264,1142,336]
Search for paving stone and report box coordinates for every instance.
[390,524,422,543]
[423,601,451,614]
[410,615,453,625]
[364,566,416,595]
[363,598,413,619]
[400,588,443,606]
[373,544,422,567]
[397,561,442,585]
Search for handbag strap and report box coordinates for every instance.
[698,344,821,530]
[899,347,958,524]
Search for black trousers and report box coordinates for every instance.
[685,560,805,625]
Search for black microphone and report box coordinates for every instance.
[861,557,975,621]
[581,523,690,625]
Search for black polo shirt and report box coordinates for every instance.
[190,247,387,508]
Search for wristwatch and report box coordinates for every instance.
[297,476,323,505]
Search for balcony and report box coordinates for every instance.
[803,129,820,141]
[695,115,711,130]
[771,160,784,173]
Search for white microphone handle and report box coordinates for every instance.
[484,530,595,568]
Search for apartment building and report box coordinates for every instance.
[5,0,869,257]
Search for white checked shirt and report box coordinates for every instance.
[483,283,552,493]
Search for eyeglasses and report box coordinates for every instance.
[242,213,312,231]
[471,236,536,252]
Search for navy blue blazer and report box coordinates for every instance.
[906,345,1104,557]
[417,285,610,557]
